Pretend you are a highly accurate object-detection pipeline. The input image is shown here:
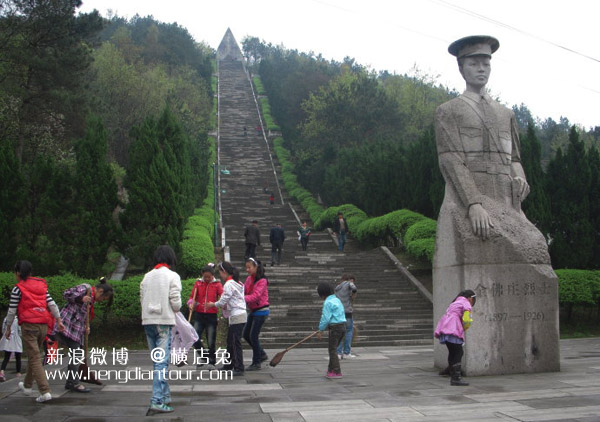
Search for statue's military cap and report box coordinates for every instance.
[448,35,499,59]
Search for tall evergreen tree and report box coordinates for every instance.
[0,140,24,268]
[0,0,103,162]
[121,114,182,266]
[404,127,444,219]
[588,146,600,269]
[69,116,117,276]
[156,108,193,218]
[547,126,593,268]
[520,123,551,233]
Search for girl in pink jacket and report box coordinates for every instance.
[434,290,476,386]
[243,258,269,371]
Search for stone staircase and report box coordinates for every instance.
[217,53,433,349]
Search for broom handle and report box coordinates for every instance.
[188,287,197,322]
[284,330,320,352]
[84,301,90,361]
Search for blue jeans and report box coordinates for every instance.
[144,325,172,406]
[337,317,353,355]
[193,313,218,364]
[338,230,347,251]
[243,314,267,365]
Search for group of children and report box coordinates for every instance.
[318,277,475,386]
[0,260,114,403]
[188,257,270,376]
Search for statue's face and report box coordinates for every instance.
[459,56,491,89]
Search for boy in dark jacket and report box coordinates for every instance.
[244,221,261,259]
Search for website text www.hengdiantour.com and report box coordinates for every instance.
[44,346,234,383]
[46,367,233,383]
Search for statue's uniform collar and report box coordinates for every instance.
[461,91,493,104]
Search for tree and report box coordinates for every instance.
[120,108,199,266]
[382,67,454,144]
[588,146,600,269]
[298,71,401,192]
[512,103,535,132]
[404,127,445,218]
[520,123,551,232]
[121,116,177,266]
[69,116,117,276]
[0,139,24,267]
[0,0,103,163]
[89,42,170,166]
[547,126,593,268]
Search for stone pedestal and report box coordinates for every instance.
[433,196,560,375]
[434,262,560,375]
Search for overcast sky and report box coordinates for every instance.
[80,0,600,129]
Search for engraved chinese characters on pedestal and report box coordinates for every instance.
[433,35,560,375]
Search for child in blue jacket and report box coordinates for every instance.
[317,282,346,378]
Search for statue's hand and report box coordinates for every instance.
[468,203,494,239]
[513,176,530,201]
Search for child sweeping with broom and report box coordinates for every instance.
[317,282,346,379]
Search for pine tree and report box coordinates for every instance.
[70,116,117,276]
[547,126,593,268]
[156,108,193,218]
[520,123,551,233]
[587,146,600,269]
[121,115,181,266]
[0,140,24,268]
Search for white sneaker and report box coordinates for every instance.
[343,353,357,358]
[36,392,52,403]
[18,381,32,395]
[337,353,343,360]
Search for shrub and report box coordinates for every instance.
[180,232,215,278]
[315,205,367,231]
[405,238,436,262]
[404,219,437,244]
[272,137,324,223]
[556,269,600,306]
[253,76,265,95]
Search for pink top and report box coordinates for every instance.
[244,275,269,311]
[434,296,472,341]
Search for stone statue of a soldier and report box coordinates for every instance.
[433,36,560,375]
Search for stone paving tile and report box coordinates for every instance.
[260,399,372,413]
[268,412,306,422]
[464,388,573,402]
[502,405,600,421]
[300,406,422,422]
[518,394,600,409]
[412,400,532,416]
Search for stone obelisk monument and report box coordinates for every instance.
[433,35,560,375]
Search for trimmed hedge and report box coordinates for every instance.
[556,269,600,306]
[272,137,325,223]
[252,76,265,95]
[259,97,280,131]
[253,75,280,131]
[314,204,368,232]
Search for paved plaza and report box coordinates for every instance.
[0,338,599,421]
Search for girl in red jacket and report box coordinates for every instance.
[188,264,223,369]
[243,258,269,370]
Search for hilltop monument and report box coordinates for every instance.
[433,35,560,375]
[217,28,244,61]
